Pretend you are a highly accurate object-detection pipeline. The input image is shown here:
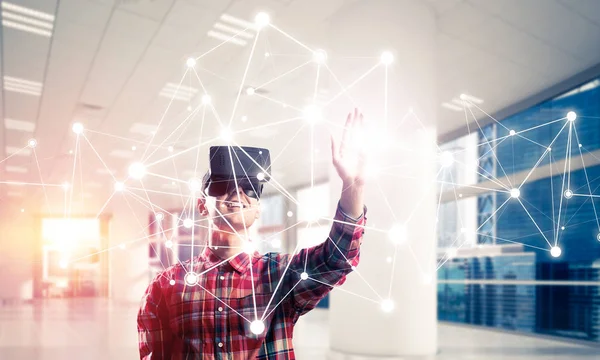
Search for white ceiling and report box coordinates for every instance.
[1,0,600,213]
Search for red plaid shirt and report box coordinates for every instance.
[137,204,366,359]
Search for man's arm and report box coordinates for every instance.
[137,278,173,359]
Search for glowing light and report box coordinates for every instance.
[131,145,137,151]
[169,279,176,286]
[168,146,174,152]
[579,144,583,148]
[250,320,265,335]
[312,49,327,64]
[186,57,196,68]
[188,178,201,192]
[286,211,293,217]
[243,241,255,254]
[381,299,394,312]
[561,226,565,230]
[264,52,270,57]
[114,181,125,192]
[509,130,516,136]
[460,227,466,233]
[597,233,600,242]
[380,51,394,65]
[72,122,84,134]
[387,223,407,244]
[256,172,265,181]
[69,150,73,154]
[459,94,467,100]
[550,246,562,258]
[447,248,458,258]
[28,139,37,148]
[202,94,212,104]
[62,182,70,191]
[20,208,25,213]
[567,111,577,122]
[183,218,193,228]
[564,189,573,199]
[254,12,270,29]
[119,243,126,249]
[59,259,68,269]
[422,274,433,284]
[300,272,308,280]
[156,212,164,221]
[548,147,552,152]
[386,256,392,263]
[220,127,233,143]
[187,105,192,111]
[128,162,147,180]
[271,239,281,248]
[510,188,520,199]
[303,104,322,124]
[165,240,173,249]
[241,115,248,122]
[440,151,454,168]
[245,87,255,96]
[184,272,198,285]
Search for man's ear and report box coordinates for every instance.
[197,196,209,216]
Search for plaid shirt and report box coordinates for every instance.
[137,204,366,359]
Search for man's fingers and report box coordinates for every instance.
[339,112,352,156]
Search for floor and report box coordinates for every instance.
[0,299,598,359]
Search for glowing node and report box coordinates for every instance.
[256,172,265,181]
[510,188,520,199]
[20,208,25,213]
[202,94,212,104]
[460,227,466,233]
[72,122,84,134]
[128,162,147,180]
[303,104,322,124]
[579,144,583,148]
[245,87,255,96]
[459,94,467,101]
[187,105,192,111]
[28,139,37,148]
[550,246,562,258]
[387,223,407,244]
[183,218,193,228]
[509,130,516,136]
[168,146,173,152]
[597,233,600,242]
[300,272,308,280]
[220,127,233,143]
[409,107,414,113]
[114,181,125,192]
[286,211,293,217]
[561,226,565,230]
[271,239,281,248]
[188,178,201,193]
[548,147,552,152]
[186,57,196,68]
[250,320,265,335]
[241,115,248,122]
[447,248,458,258]
[243,241,255,254]
[62,182,70,191]
[458,194,463,198]
[156,212,164,221]
[312,49,327,64]
[264,52,270,57]
[422,274,433,284]
[119,243,126,249]
[386,256,392,263]
[564,189,573,199]
[59,259,68,269]
[131,145,137,151]
[184,272,198,285]
[380,51,394,65]
[169,279,176,286]
[567,111,577,122]
[165,240,173,249]
[440,151,454,168]
[69,150,73,154]
[381,299,394,312]
[254,12,270,29]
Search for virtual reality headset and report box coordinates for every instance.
[202,146,271,199]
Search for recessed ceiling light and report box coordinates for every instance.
[213,22,254,39]
[1,1,54,38]
[4,118,35,132]
[459,93,484,104]
[206,30,248,46]
[109,150,134,159]
[220,13,255,30]
[441,102,463,112]
[1,2,55,21]
[129,123,157,135]
[159,83,198,101]
[5,166,28,173]
[451,98,472,108]
[3,76,42,96]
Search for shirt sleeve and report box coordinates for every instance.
[282,202,366,316]
[137,277,172,359]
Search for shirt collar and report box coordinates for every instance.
[201,246,260,274]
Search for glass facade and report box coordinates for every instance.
[438,76,600,343]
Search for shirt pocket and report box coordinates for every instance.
[235,292,275,338]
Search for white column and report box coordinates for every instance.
[326,1,438,358]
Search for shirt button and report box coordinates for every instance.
[218,342,223,348]
[218,307,223,312]
[220,276,225,280]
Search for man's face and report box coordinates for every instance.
[200,183,261,232]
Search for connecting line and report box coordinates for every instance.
[374,179,398,222]
[235,116,303,135]
[1,145,30,165]
[0,181,62,186]
[567,122,573,191]
[252,92,303,112]
[268,24,313,52]
[32,149,51,212]
[384,64,389,129]
[519,120,569,188]
[262,280,302,321]
[269,123,307,165]
[145,137,220,168]
[434,179,511,195]
[464,100,511,132]
[81,133,118,182]
[549,151,557,242]
[68,136,80,218]
[228,32,260,128]
[572,126,600,232]
[478,197,511,231]
[141,69,190,161]
[94,192,116,219]
[555,125,571,246]
[411,111,442,153]
[403,167,445,225]
[255,60,312,90]
[198,283,251,323]
[474,232,551,252]
[307,276,381,305]
[323,63,379,107]
[516,198,553,248]
[324,63,358,107]
[515,117,566,136]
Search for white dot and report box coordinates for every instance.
[381,299,394,312]
[509,130,516,136]
[184,272,198,285]
[459,194,463,198]
[62,182,70,191]
[579,144,582,148]
[561,226,565,230]
[168,146,174,152]
[264,52,270,57]
[459,94,467,100]
[188,178,201,192]
[250,320,265,335]
[28,139,37,148]
[186,57,196,68]
[131,145,136,151]
[303,105,322,124]
[550,246,561,258]
[422,274,433,284]
[254,12,270,28]
[69,149,73,154]
[165,240,173,249]
[72,122,84,134]
[596,233,600,242]
[286,211,293,217]
[156,212,164,221]
[380,51,394,65]
[256,172,265,181]
[59,259,68,269]
[300,272,308,280]
[202,94,211,104]
[241,115,248,122]
[220,127,233,143]
[386,256,392,263]
[169,279,176,286]
[183,218,193,228]
[258,151,262,155]
[20,208,25,213]
[564,189,573,199]
[567,111,577,122]
[119,243,126,249]
[271,239,281,248]
[388,223,407,244]
[548,147,552,151]
[351,266,356,270]
[246,87,255,95]
[114,181,125,192]
[187,105,192,111]
[243,241,255,254]
[440,151,454,168]
[510,188,520,198]
[312,49,327,64]
[128,162,146,180]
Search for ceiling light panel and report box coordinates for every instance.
[451,98,473,108]
[441,102,463,112]
[1,1,54,37]
[3,76,43,96]
[5,165,28,173]
[4,118,36,132]
[205,14,256,47]
[159,83,198,101]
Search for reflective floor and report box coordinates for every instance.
[0,299,598,359]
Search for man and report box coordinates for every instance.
[138,109,367,359]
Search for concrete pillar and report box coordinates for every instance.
[325,0,438,358]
